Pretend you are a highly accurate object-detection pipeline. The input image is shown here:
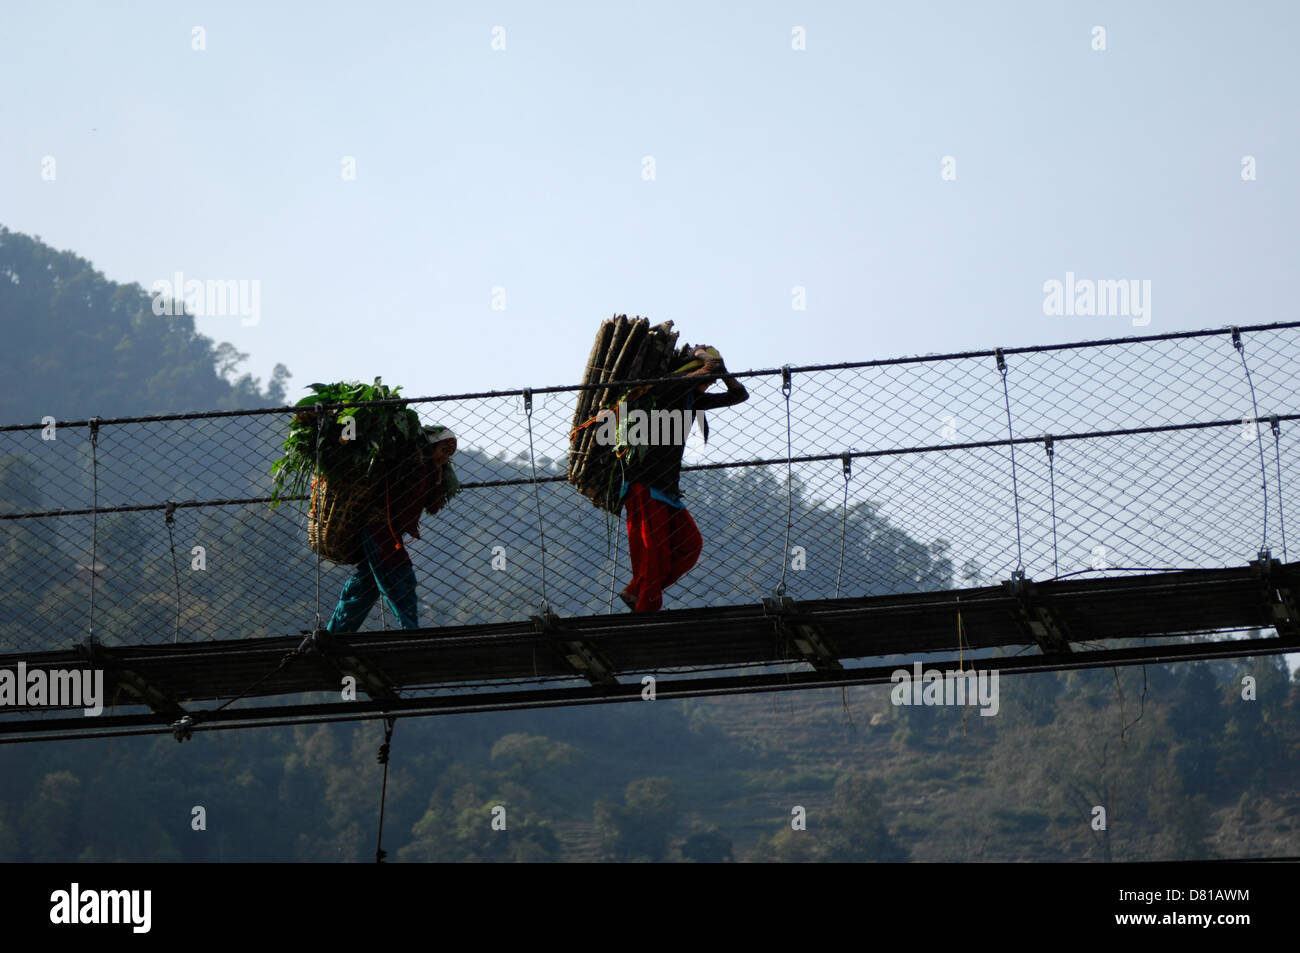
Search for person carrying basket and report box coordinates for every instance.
[323,425,459,632]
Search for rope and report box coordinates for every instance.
[835,452,851,599]
[523,389,550,612]
[164,502,182,644]
[996,350,1024,575]
[375,716,396,863]
[777,366,794,596]
[605,406,628,614]
[569,363,698,441]
[1232,328,1271,555]
[608,534,620,614]
[1044,436,1059,578]
[1271,416,1288,561]
[87,418,100,644]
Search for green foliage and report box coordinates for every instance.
[490,733,580,781]
[595,778,681,862]
[24,771,83,859]
[269,378,424,504]
[751,774,909,863]
[402,800,561,863]
[750,826,819,862]
[680,829,735,862]
[820,774,910,862]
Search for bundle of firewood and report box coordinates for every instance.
[567,315,696,512]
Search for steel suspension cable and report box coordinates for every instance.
[9,320,1299,434]
[1271,416,1288,561]
[1232,327,1271,554]
[777,367,794,596]
[164,502,182,643]
[1044,436,1059,578]
[523,389,550,612]
[374,716,396,863]
[835,452,851,599]
[995,351,1025,574]
[313,408,325,632]
[8,412,1300,525]
[87,418,100,644]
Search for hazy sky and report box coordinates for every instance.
[3,0,1296,400]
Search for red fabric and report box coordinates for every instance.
[368,456,438,568]
[365,515,413,570]
[624,482,703,612]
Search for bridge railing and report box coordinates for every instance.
[1,322,1297,654]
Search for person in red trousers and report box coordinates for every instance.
[618,347,748,612]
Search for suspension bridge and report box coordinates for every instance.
[1,321,1298,744]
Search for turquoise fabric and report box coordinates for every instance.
[618,480,685,509]
[325,525,419,631]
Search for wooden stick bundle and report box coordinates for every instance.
[567,314,692,511]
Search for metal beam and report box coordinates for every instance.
[1252,556,1300,639]
[763,595,843,671]
[1,630,1295,744]
[1002,575,1073,654]
[75,639,188,719]
[530,611,620,687]
[302,630,400,704]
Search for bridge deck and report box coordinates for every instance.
[1,561,1297,742]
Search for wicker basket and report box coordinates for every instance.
[308,474,375,564]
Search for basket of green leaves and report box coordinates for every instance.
[270,378,426,563]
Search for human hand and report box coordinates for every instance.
[689,346,721,375]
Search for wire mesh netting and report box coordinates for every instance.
[1,322,1296,656]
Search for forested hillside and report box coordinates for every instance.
[0,225,289,421]
[1,228,1296,862]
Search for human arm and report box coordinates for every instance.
[691,352,749,411]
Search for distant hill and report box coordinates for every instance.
[0,226,1295,863]
[0,226,289,424]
